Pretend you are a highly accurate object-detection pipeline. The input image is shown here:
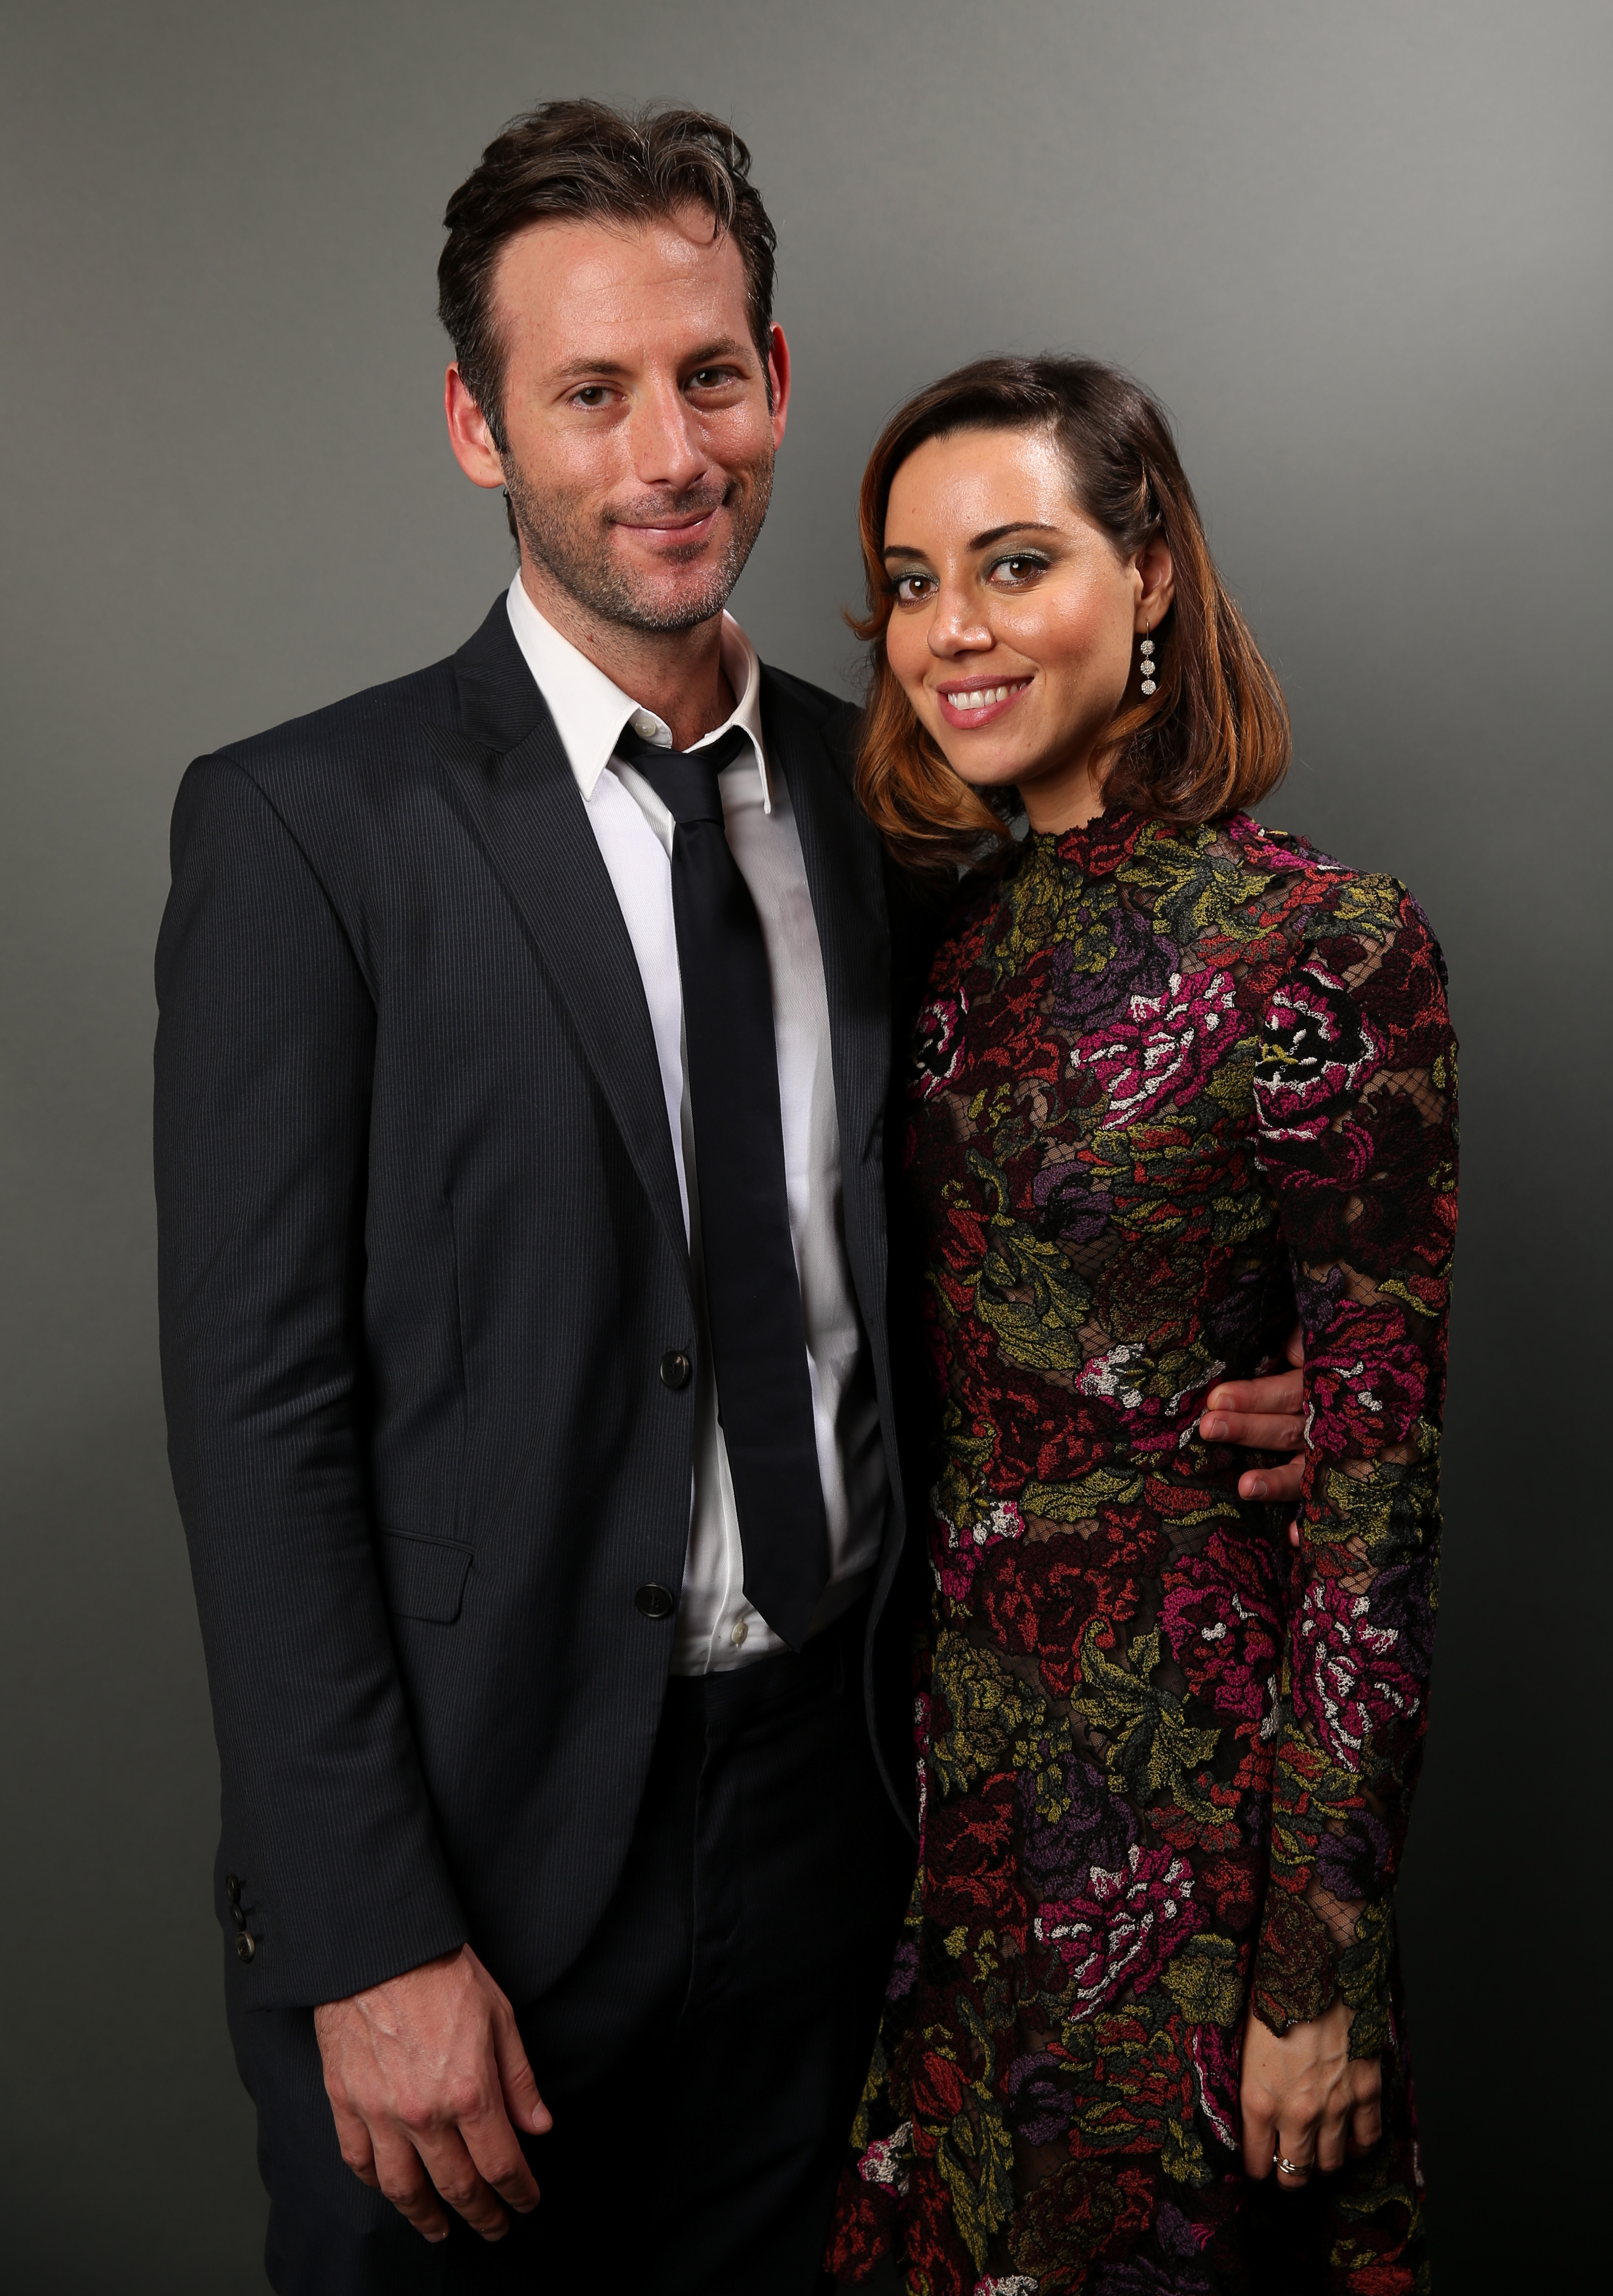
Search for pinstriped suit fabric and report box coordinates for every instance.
[154,598,931,2016]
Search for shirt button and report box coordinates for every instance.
[660,1349,692,1390]
[631,711,659,739]
[635,1582,677,1620]
[730,1618,749,1649]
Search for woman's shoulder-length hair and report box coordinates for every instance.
[850,355,1292,875]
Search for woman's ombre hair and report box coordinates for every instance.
[850,356,1291,873]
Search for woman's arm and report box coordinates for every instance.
[1248,876,1458,2063]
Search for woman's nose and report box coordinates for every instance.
[927,583,992,656]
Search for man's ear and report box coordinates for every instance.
[766,323,792,452]
[444,365,506,492]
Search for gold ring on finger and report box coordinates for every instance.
[1273,2152,1313,2178]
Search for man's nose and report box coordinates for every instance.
[630,379,711,494]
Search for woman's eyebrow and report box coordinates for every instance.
[968,520,1062,549]
[881,520,1063,561]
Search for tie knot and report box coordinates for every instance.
[616,724,753,826]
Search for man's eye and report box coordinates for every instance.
[571,386,612,408]
[690,367,738,390]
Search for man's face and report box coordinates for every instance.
[485,208,788,634]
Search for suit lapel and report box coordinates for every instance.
[428,603,689,1286]
[761,672,893,1343]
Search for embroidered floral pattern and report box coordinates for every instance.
[830,810,1454,2294]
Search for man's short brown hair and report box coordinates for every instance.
[438,99,779,451]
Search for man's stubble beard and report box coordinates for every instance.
[502,452,774,636]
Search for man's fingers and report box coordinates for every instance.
[1204,1370,1303,1419]
[1203,1409,1306,1451]
[462,2103,542,2216]
[327,2097,381,2190]
[493,2009,553,2141]
[414,2124,509,2240]
[369,2128,453,2243]
[1235,1452,1305,1503]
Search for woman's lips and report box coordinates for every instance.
[936,677,1031,729]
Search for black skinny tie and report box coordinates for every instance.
[618,723,830,1650]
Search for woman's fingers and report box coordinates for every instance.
[1272,2118,1317,2185]
[1314,2092,1351,2174]
[1348,2058,1385,2155]
[1240,2083,1277,2180]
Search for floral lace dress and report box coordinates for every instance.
[829,809,1456,2295]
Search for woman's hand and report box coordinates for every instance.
[1240,1998,1382,2187]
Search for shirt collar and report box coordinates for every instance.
[504,573,772,812]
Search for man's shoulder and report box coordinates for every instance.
[759,661,860,756]
[204,653,460,798]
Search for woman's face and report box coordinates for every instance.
[881,425,1173,833]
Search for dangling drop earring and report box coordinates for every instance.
[1139,626,1157,697]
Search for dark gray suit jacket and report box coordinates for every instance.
[155,598,937,2012]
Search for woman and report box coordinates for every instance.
[829,359,1453,2295]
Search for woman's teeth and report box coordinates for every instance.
[949,682,1025,709]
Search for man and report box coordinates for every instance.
[155,100,1305,2295]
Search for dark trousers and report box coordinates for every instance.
[229,1602,915,2295]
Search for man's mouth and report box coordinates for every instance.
[614,502,727,550]
[936,677,1032,728]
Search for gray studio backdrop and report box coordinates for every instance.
[3,3,1607,2287]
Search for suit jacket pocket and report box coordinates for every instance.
[376,1529,473,1624]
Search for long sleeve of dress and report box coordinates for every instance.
[1249,875,1458,2052]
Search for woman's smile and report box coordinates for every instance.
[934,675,1032,728]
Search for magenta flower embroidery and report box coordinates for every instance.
[1293,1575,1422,1764]
[913,989,969,1100]
[1159,1535,1283,1728]
[1255,958,1383,1144]
[1082,967,1240,1130]
[1033,1842,1205,2016]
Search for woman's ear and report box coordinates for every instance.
[1136,533,1175,628]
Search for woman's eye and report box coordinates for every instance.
[988,555,1048,585]
[893,574,934,604]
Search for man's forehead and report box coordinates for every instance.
[494,207,748,336]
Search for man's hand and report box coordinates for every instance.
[1199,1321,1307,1545]
[314,1944,550,2244]
[1241,1996,1382,2185]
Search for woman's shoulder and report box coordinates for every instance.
[1213,811,1445,973]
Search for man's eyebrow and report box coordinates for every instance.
[546,338,752,385]
[882,520,1063,560]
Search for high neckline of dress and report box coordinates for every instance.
[1034,803,1152,879]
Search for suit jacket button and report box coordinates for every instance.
[660,1349,692,1391]
[235,1931,256,1963]
[635,1582,676,1620]
[231,1904,247,1930]
[225,1873,241,1902]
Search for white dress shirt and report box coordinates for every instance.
[504,575,888,1672]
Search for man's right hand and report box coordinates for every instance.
[314,1943,550,2244]
[1199,1322,1308,1545]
